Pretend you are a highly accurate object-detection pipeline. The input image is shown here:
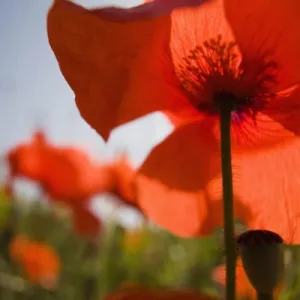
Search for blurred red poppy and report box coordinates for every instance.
[48,0,300,242]
[110,157,139,210]
[6,131,108,236]
[6,131,141,236]
[10,235,60,290]
[7,131,112,202]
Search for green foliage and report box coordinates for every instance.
[0,193,299,300]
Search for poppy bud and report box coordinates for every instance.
[237,230,284,295]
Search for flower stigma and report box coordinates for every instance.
[178,35,278,123]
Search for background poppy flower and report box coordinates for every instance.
[9,235,30,263]
[47,0,300,242]
[72,205,102,238]
[6,131,136,208]
[70,156,142,238]
[6,130,114,205]
[9,235,60,290]
[6,131,143,237]
[6,131,110,237]
[7,130,49,184]
[110,157,140,210]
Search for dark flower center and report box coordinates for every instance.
[178,35,278,123]
[237,229,283,246]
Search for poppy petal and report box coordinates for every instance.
[213,259,255,298]
[9,235,30,262]
[205,87,300,152]
[72,206,101,237]
[100,0,213,20]
[170,0,236,77]
[224,0,300,91]
[21,241,60,287]
[47,0,197,140]
[137,120,220,236]
[113,157,137,207]
[137,176,208,236]
[228,108,296,151]
[262,85,300,137]
[213,258,283,298]
[139,120,219,191]
[232,139,300,243]
[200,179,254,235]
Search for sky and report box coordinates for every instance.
[0,0,173,227]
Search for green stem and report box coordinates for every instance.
[220,103,236,300]
[257,293,273,300]
[82,240,99,300]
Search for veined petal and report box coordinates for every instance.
[204,176,253,235]
[224,0,300,91]
[137,120,220,236]
[170,0,236,78]
[262,85,300,137]
[232,138,300,243]
[228,109,296,151]
[208,87,300,152]
[47,0,200,140]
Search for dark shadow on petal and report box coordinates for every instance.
[263,85,300,138]
[200,190,254,236]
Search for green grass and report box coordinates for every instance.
[0,193,299,299]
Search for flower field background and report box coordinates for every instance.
[2,0,300,299]
[0,189,299,300]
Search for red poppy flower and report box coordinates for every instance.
[6,130,113,205]
[9,235,30,262]
[72,205,102,237]
[110,157,140,209]
[10,235,60,289]
[6,132,140,236]
[71,157,140,237]
[7,131,49,183]
[47,0,300,241]
[6,131,111,236]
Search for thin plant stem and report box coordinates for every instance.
[220,102,236,300]
[82,240,99,300]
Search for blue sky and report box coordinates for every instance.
[0,0,173,227]
[0,0,172,159]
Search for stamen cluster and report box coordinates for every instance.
[178,35,278,121]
